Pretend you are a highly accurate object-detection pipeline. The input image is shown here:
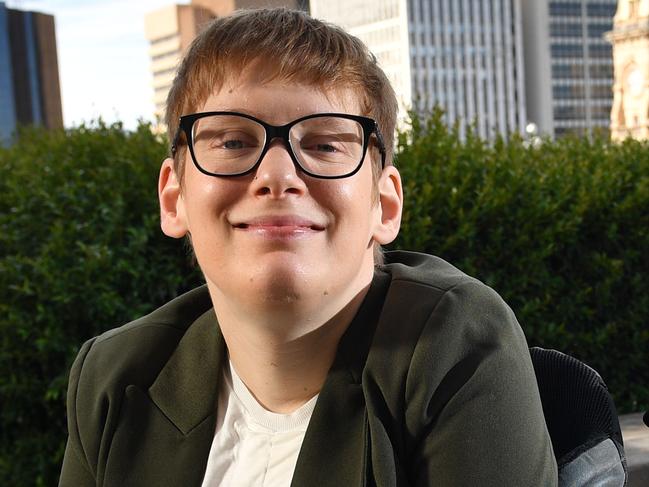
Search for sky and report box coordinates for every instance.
[7,0,187,129]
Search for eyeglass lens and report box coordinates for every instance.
[191,115,365,177]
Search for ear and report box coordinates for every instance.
[158,158,188,238]
[372,165,403,245]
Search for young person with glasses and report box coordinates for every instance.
[60,8,557,486]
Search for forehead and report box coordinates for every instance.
[195,68,364,122]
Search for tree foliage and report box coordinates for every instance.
[393,109,649,416]
[1,115,647,484]
[0,122,203,485]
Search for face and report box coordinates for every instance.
[159,73,402,322]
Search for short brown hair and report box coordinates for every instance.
[165,8,398,184]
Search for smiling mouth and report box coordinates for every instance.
[233,222,325,231]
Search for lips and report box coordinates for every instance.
[231,215,325,233]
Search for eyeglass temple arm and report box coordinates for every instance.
[373,124,387,167]
[170,123,183,156]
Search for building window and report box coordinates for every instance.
[586,3,617,18]
[554,105,586,120]
[553,84,586,99]
[152,51,178,62]
[552,63,585,79]
[150,33,178,45]
[551,43,584,58]
[589,63,613,79]
[153,67,176,78]
[591,104,613,119]
[587,23,611,39]
[549,2,582,17]
[588,43,612,59]
[550,23,583,38]
[590,84,612,99]
[555,126,586,137]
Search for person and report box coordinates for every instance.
[59,8,557,487]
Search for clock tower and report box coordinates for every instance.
[607,0,649,140]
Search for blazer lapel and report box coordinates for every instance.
[148,308,224,434]
[291,272,391,487]
[291,364,369,487]
[102,309,225,487]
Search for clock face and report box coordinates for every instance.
[626,68,645,98]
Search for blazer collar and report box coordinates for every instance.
[148,307,225,435]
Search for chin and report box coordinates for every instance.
[260,288,304,306]
[252,257,313,300]
[235,273,315,317]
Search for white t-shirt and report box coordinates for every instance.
[200,362,318,487]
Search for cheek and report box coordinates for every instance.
[313,181,366,215]
[314,176,376,234]
[183,186,238,238]
[327,162,374,202]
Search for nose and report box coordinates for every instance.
[249,139,307,198]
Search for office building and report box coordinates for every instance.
[522,0,617,138]
[312,0,529,139]
[145,3,215,124]
[311,0,528,140]
[0,2,63,144]
[144,0,308,125]
[312,0,619,140]
[607,0,649,140]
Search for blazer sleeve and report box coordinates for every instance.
[59,339,97,487]
[405,280,558,486]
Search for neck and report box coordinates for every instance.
[208,281,370,414]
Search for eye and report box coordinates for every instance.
[223,138,250,150]
[313,143,338,153]
[300,135,346,155]
[209,131,259,150]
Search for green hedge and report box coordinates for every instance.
[1,115,647,485]
[392,109,649,415]
[0,123,203,486]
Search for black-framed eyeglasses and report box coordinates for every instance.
[171,111,386,179]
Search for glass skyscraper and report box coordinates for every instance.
[313,0,618,139]
[522,0,617,137]
[311,0,527,140]
[0,2,63,144]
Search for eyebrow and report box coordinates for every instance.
[194,107,351,124]
[195,107,259,117]
[299,117,358,130]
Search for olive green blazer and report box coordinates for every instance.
[60,251,557,486]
